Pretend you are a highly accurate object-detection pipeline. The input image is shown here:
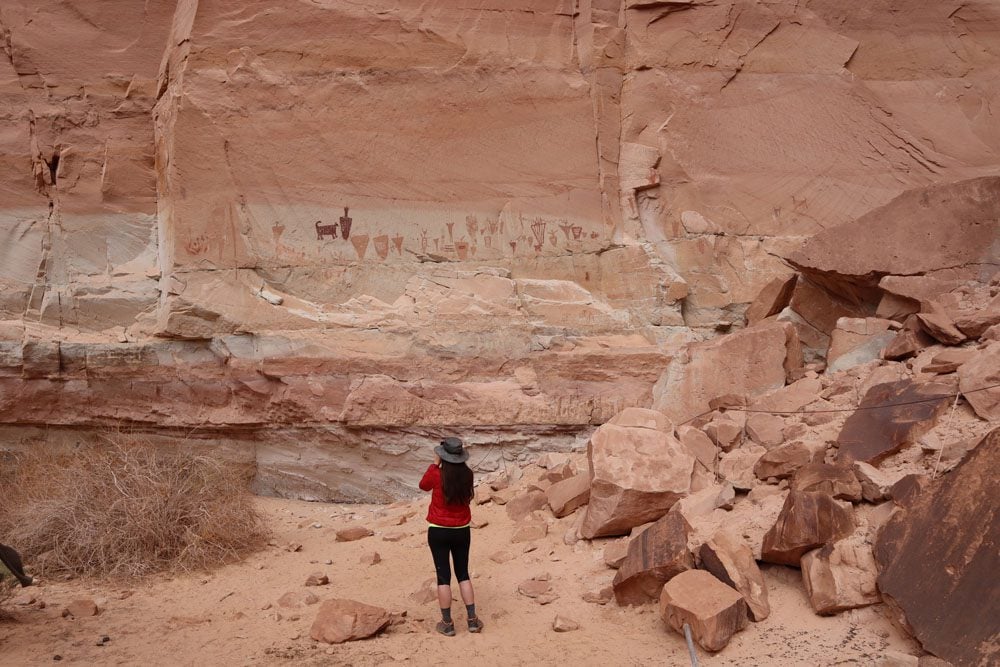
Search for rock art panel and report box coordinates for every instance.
[836,380,953,465]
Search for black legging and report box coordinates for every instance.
[427,526,471,586]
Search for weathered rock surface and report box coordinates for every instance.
[580,415,694,539]
[837,381,953,465]
[874,427,1000,667]
[309,599,390,644]
[699,532,770,622]
[612,511,693,606]
[659,570,748,652]
[801,537,880,615]
[761,491,855,566]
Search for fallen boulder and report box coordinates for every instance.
[546,473,590,518]
[335,526,374,542]
[699,531,770,621]
[506,490,548,522]
[921,348,975,374]
[874,427,1000,667]
[612,511,693,606]
[787,177,1000,292]
[917,307,967,345]
[753,441,821,480]
[760,491,855,566]
[746,413,785,448]
[852,461,902,503]
[659,569,748,652]
[718,445,767,491]
[790,462,862,502]
[309,599,391,644]
[957,342,1000,421]
[652,321,799,424]
[580,414,694,539]
[836,380,953,465]
[745,274,797,326]
[826,317,897,375]
[801,536,880,615]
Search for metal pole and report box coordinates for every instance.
[683,623,699,667]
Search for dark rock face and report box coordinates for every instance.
[612,511,694,606]
[836,380,953,465]
[760,491,855,566]
[874,427,1000,667]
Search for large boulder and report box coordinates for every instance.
[825,317,897,374]
[699,532,770,622]
[874,427,1000,667]
[836,380,953,465]
[659,570,749,652]
[546,473,591,518]
[787,177,1000,291]
[790,462,863,502]
[652,321,800,424]
[309,599,391,644]
[957,342,1000,421]
[580,410,694,538]
[760,491,855,566]
[611,511,693,606]
[753,441,822,480]
[746,274,798,326]
[801,536,880,615]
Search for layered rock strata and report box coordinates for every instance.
[2,1,1000,498]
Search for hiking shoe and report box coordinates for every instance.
[435,621,456,637]
[468,616,484,633]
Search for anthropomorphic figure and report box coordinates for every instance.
[418,437,484,636]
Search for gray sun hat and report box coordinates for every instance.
[435,436,469,464]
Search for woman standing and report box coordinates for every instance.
[418,437,484,636]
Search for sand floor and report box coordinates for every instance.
[0,491,921,667]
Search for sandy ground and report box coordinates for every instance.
[0,481,921,667]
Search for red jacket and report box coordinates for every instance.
[419,464,472,527]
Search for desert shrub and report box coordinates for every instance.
[0,436,269,578]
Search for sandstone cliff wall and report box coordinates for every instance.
[1,1,998,499]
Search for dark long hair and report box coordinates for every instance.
[440,460,473,505]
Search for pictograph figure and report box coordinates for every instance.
[392,234,404,255]
[351,234,370,260]
[339,207,353,240]
[316,220,338,241]
[455,240,469,260]
[530,218,547,247]
[559,222,573,240]
[571,225,583,240]
[374,234,390,260]
[420,230,429,253]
